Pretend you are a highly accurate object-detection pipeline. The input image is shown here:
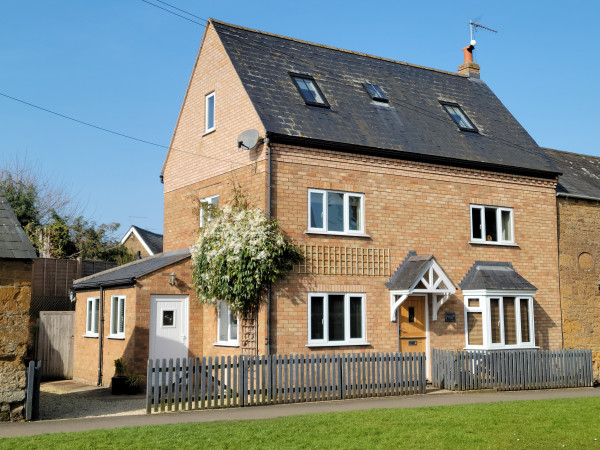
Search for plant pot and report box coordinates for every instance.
[111,376,128,395]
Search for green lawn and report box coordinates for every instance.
[2,397,600,449]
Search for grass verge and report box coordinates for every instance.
[2,397,600,449]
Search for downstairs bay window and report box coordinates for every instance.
[464,292,535,349]
[308,293,366,346]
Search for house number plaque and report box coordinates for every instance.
[445,312,456,322]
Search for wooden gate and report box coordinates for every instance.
[37,311,75,380]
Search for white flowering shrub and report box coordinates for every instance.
[191,205,302,315]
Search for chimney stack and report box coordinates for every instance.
[458,43,480,78]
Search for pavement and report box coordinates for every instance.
[1,385,599,438]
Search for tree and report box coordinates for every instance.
[0,156,134,263]
[191,205,302,317]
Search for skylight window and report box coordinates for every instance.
[364,83,388,102]
[441,102,477,132]
[291,74,329,107]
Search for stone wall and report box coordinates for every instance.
[557,197,600,381]
[0,259,32,421]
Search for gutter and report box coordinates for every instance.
[557,192,600,202]
[266,137,272,356]
[73,277,135,291]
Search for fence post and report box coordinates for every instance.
[25,361,34,421]
[146,359,152,414]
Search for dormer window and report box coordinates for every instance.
[364,83,388,102]
[441,102,477,132]
[291,74,329,107]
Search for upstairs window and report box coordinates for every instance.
[441,102,477,132]
[205,92,215,132]
[291,74,329,107]
[85,297,99,337]
[110,295,125,338]
[470,205,514,245]
[308,189,364,235]
[199,195,219,228]
[217,301,238,346]
[364,83,388,102]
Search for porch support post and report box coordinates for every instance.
[390,294,408,321]
[432,292,450,321]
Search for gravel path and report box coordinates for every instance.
[39,381,146,420]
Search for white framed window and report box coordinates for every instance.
[464,293,535,349]
[216,301,238,346]
[85,297,99,337]
[308,293,366,346]
[205,92,215,132]
[470,205,514,245]
[109,295,125,338]
[199,194,219,228]
[307,189,365,235]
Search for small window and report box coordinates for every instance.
[364,83,388,102]
[308,189,365,235]
[205,92,215,132]
[85,297,99,337]
[470,205,514,245]
[199,194,219,228]
[217,301,238,346]
[109,295,125,338]
[291,74,329,107]
[441,102,477,132]
[162,310,174,327]
[308,293,366,346]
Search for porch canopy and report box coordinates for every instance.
[386,251,456,321]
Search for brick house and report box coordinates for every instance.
[0,197,37,421]
[544,148,600,380]
[72,19,564,384]
[120,225,163,259]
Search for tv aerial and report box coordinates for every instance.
[237,129,263,150]
[469,19,498,47]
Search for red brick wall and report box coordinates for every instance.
[268,143,562,355]
[162,22,265,252]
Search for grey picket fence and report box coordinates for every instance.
[25,360,42,421]
[432,349,593,391]
[146,352,426,413]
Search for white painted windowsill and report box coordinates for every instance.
[468,241,519,247]
[83,334,98,339]
[202,128,216,137]
[108,335,125,340]
[213,342,239,348]
[304,230,371,238]
[306,342,371,348]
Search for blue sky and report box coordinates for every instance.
[1,1,598,237]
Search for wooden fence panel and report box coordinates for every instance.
[37,311,74,380]
[431,349,593,392]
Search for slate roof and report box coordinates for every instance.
[386,251,455,291]
[543,148,600,200]
[0,196,37,259]
[212,19,559,177]
[73,248,190,290]
[132,226,163,255]
[459,261,536,291]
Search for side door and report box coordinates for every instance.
[149,295,189,362]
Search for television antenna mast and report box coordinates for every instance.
[469,20,498,45]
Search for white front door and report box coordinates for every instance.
[149,295,189,362]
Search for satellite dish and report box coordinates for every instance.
[237,129,262,150]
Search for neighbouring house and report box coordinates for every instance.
[72,19,564,385]
[543,148,600,380]
[0,196,37,421]
[120,225,163,259]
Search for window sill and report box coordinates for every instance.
[202,128,216,137]
[306,342,370,348]
[468,241,519,248]
[213,342,239,348]
[463,345,539,351]
[305,230,371,238]
[83,334,98,338]
[108,335,125,340]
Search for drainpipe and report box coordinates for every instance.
[266,136,272,356]
[97,286,104,386]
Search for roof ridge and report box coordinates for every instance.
[132,225,163,237]
[209,18,467,79]
[543,147,600,161]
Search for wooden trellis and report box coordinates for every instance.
[294,245,391,276]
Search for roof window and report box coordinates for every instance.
[291,74,329,107]
[441,102,477,132]
[364,83,388,102]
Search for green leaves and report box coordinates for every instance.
[191,205,302,315]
